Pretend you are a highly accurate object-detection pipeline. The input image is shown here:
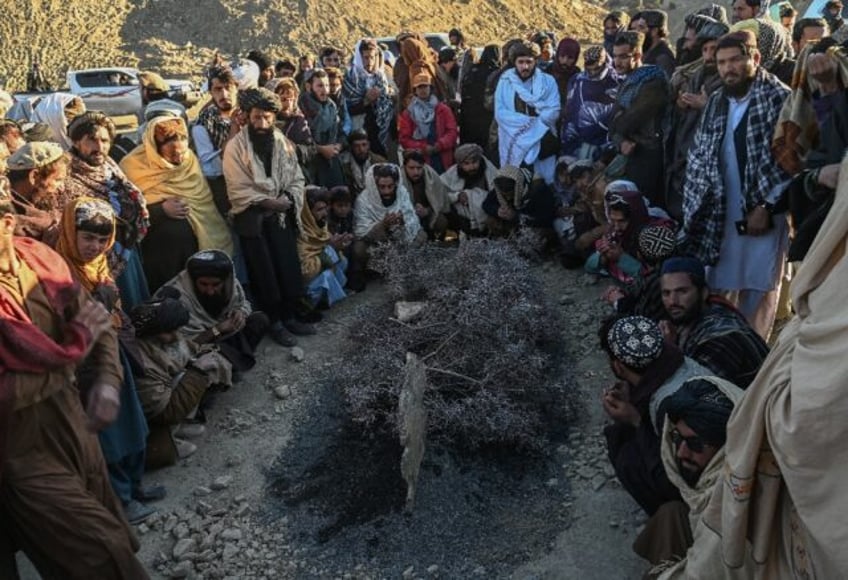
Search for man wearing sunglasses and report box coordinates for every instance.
[634,376,747,576]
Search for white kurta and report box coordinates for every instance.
[706,95,788,294]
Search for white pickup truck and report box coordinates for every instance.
[10,67,201,122]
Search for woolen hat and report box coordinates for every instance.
[641,9,668,29]
[7,141,64,171]
[638,225,677,262]
[607,316,665,369]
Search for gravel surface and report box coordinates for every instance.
[18,255,647,579]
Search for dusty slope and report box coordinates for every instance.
[0,0,605,90]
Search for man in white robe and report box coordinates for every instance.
[494,41,561,184]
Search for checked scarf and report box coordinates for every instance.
[195,104,233,151]
[680,67,789,265]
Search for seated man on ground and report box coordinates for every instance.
[585,189,654,284]
[481,165,556,237]
[599,315,712,517]
[157,250,269,377]
[633,376,743,570]
[400,150,451,240]
[554,158,605,268]
[658,256,769,389]
[130,296,232,466]
[350,163,425,290]
[440,143,498,235]
[327,185,354,236]
[298,187,353,307]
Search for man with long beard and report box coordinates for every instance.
[193,65,240,217]
[223,88,316,347]
[680,30,790,340]
[658,257,768,389]
[157,250,269,376]
[440,143,498,234]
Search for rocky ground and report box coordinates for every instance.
[17,250,647,579]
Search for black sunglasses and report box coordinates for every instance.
[670,428,707,453]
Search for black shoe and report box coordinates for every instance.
[132,484,167,502]
[297,309,323,323]
[270,322,298,346]
[124,500,157,525]
[346,275,366,293]
[283,318,316,336]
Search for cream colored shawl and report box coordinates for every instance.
[158,262,251,340]
[120,117,233,255]
[221,125,305,229]
[669,153,848,580]
[441,158,498,231]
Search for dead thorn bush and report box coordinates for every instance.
[338,239,568,451]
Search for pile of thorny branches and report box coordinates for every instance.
[338,239,568,451]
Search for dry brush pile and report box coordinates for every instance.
[337,240,570,452]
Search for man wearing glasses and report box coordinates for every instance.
[632,376,744,573]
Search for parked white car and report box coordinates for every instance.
[9,67,200,122]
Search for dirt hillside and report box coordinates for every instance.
[0,0,606,89]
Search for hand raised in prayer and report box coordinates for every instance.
[414,203,430,218]
[679,88,708,110]
[600,285,625,305]
[818,164,841,190]
[74,300,113,356]
[382,212,402,228]
[658,320,678,344]
[365,87,381,104]
[85,384,121,432]
[330,233,352,251]
[458,191,469,206]
[497,205,516,221]
[162,198,190,219]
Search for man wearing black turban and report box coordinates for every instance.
[224,85,318,347]
[156,250,270,373]
[632,375,743,568]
